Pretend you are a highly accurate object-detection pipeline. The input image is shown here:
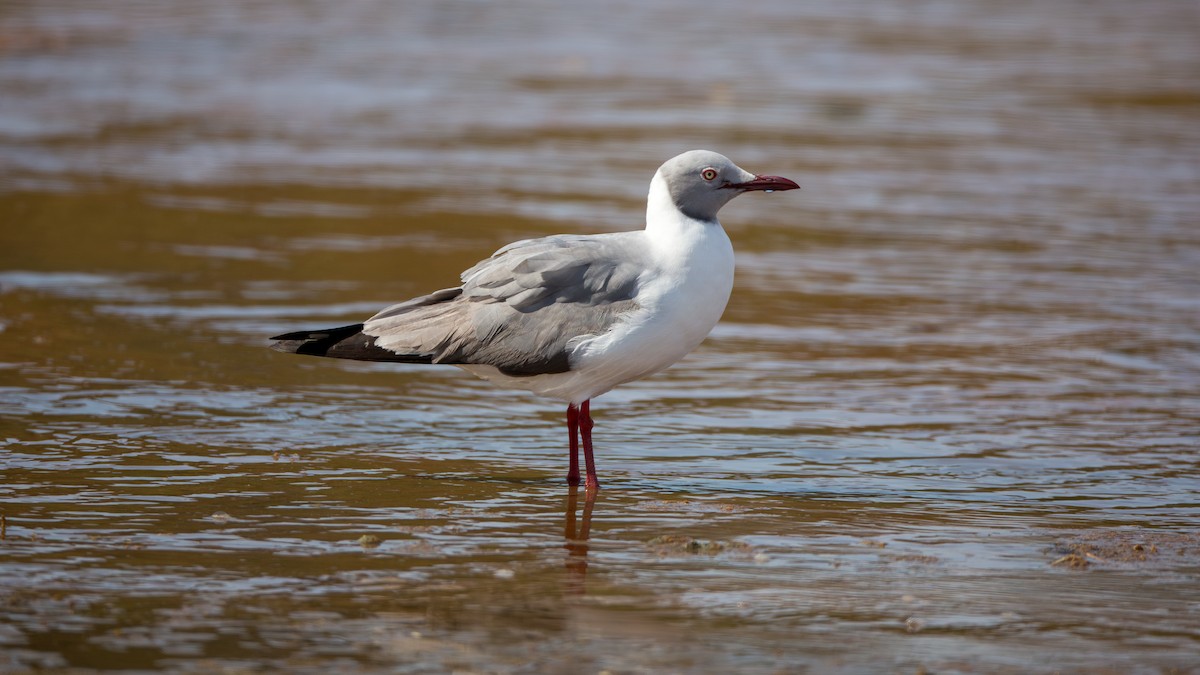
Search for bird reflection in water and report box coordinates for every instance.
[563,487,595,593]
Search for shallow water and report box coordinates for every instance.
[2,0,1199,672]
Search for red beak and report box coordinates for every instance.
[725,174,801,192]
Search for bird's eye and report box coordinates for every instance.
[701,168,718,181]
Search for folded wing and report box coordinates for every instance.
[362,232,648,376]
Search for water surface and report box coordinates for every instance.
[2,1,1199,672]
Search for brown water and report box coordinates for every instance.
[2,1,1200,672]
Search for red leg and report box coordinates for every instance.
[580,399,600,492]
[566,404,580,486]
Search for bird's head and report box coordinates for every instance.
[657,149,799,222]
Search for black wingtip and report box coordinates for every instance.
[268,323,366,356]
[268,323,435,364]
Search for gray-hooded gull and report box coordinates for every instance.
[270,150,799,491]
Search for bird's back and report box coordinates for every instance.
[363,231,652,378]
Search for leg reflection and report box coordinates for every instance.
[563,486,595,593]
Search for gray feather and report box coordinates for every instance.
[363,232,647,376]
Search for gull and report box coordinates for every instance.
[270,150,799,491]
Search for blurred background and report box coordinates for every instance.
[2,1,1198,672]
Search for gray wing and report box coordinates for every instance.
[363,232,648,376]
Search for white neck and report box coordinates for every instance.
[641,169,735,306]
[644,170,717,243]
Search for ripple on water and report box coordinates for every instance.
[2,0,1200,672]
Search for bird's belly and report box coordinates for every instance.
[568,250,735,395]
